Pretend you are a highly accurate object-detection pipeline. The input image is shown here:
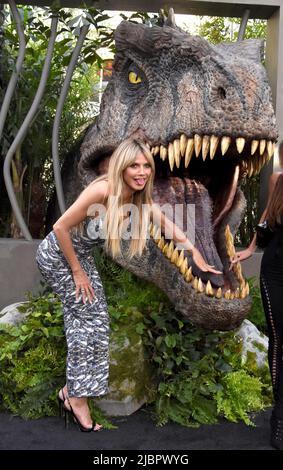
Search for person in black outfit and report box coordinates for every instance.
[231,142,283,450]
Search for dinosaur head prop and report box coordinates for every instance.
[77,13,278,330]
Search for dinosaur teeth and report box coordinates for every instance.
[160,145,167,160]
[202,135,210,161]
[210,135,219,159]
[251,139,259,155]
[194,134,202,157]
[152,135,275,177]
[168,142,175,171]
[173,139,181,168]
[236,137,245,154]
[185,138,194,167]
[221,136,231,155]
[180,134,187,157]
[150,226,248,300]
[259,139,266,155]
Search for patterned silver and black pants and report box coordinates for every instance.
[36,230,109,398]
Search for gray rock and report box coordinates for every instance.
[0,302,30,325]
[235,319,268,369]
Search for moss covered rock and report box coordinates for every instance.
[95,321,154,416]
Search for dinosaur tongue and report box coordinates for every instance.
[153,177,224,286]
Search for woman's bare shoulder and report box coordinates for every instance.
[84,179,109,202]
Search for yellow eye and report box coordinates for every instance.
[128,71,142,84]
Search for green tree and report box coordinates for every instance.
[0,6,113,238]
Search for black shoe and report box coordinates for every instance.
[58,388,67,418]
[63,395,102,433]
[270,413,283,450]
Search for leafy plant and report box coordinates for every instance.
[0,259,272,426]
[247,277,266,334]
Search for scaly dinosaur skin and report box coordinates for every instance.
[64,14,278,330]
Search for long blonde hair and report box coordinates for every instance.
[266,173,283,229]
[91,138,155,259]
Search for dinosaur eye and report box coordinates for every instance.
[128,71,142,84]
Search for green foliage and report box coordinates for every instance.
[0,293,113,427]
[0,294,65,418]
[0,253,271,425]
[91,251,272,426]
[198,16,266,44]
[0,6,113,237]
[247,277,266,334]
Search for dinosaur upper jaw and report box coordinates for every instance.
[79,132,275,303]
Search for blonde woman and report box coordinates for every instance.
[36,138,220,433]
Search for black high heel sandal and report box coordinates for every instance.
[58,388,67,418]
[63,395,102,433]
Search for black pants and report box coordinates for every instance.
[260,233,283,417]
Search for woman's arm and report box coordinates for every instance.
[53,180,108,302]
[150,203,222,274]
[230,172,280,264]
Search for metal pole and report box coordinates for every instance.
[0,0,26,140]
[3,15,58,241]
[52,23,89,214]
[237,9,250,41]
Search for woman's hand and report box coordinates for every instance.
[72,267,95,304]
[192,247,222,274]
[230,248,253,267]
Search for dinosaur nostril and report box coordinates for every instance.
[218,87,226,99]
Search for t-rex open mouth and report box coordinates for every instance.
[147,132,275,300]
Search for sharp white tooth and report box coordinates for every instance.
[168,143,175,171]
[180,134,187,157]
[176,249,184,268]
[185,266,193,282]
[224,289,231,300]
[216,287,222,299]
[153,146,160,156]
[205,280,214,296]
[221,136,231,156]
[145,142,150,149]
[173,139,180,168]
[160,145,167,160]
[185,138,194,167]
[240,286,247,299]
[247,160,254,178]
[158,237,165,250]
[236,137,245,154]
[202,135,210,161]
[251,140,259,155]
[197,278,204,293]
[166,240,174,258]
[259,139,266,155]
[171,247,179,264]
[162,243,169,255]
[267,140,274,158]
[245,281,249,295]
[194,134,202,157]
[210,135,219,159]
[150,147,155,154]
[192,277,198,290]
[180,257,188,275]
